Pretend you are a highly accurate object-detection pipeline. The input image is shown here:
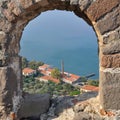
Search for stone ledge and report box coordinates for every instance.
[102,68,120,74]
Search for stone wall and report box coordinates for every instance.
[0,0,120,119]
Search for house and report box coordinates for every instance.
[81,85,99,92]
[40,67,53,76]
[38,64,50,71]
[62,72,80,84]
[38,76,60,84]
[22,68,36,77]
[38,64,81,84]
[38,64,53,76]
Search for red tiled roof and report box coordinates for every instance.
[40,68,53,76]
[22,68,36,74]
[63,73,80,82]
[81,85,99,92]
[40,70,47,75]
[40,76,60,84]
[47,68,53,72]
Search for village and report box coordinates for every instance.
[22,63,99,94]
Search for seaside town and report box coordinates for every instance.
[22,59,99,96]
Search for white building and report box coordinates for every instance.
[22,68,36,77]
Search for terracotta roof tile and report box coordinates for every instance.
[22,68,36,74]
[81,85,99,92]
[40,76,60,84]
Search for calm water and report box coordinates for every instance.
[20,10,99,79]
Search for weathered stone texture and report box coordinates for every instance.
[7,1,22,16]
[70,0,79,5]
[0,19,12,32]
[3,9,16,22]
[100,68,120,109]
[0,31,6,43]
[102,41,120,55]
[1,1,22,22]
[35,0,49,7]
[103,27,120,44]
[74,112,91,120]
[101,54,120,68]
[18,93,50,118]
[86,0,120,21]
[0,0,120,118]
[19,0,49,9]
[96,6,120,35]
[79,0,93,11]
[18,0,33,9]
[0,67,17,107]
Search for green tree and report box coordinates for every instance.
[87,80,99,86]
[70,90,80,96]
[22,57,28,68]
[37,61,44,66]
[28,60,44,70]
[28,60,38,69]
[51,68,61,79]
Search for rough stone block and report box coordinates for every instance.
[102,41,120,55]
[103,27,120,44]
[101,54,120,68]
[9,56,22,88]
[0,31,6,43]
[19,0,33,9]
[7,1,22,16]
[100,68,120,110]
[0,67,17,106]
[0,19,12,32]
[70,0,79,5]
[3,9,15,22]
[96,6,120,35]
[79,0,93,11]
[74,112,91,120]
[34,0,49,7]
[86,0,120,21]
[18,93,50,118]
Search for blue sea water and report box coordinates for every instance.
[20,10,99,79]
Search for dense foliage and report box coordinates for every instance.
[51,68,61,79]
[22,57,44,69]
[22,58,98,97]
[23,76,80,96]
[28,60,44,70]
[22,57,28,69]
[87,79,99,86]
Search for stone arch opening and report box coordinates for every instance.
[0,0,120,119]
[20,10,99,98]
[20,10,99,78]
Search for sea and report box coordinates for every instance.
[20,10,99,79]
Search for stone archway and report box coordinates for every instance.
[0,0,120,119]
